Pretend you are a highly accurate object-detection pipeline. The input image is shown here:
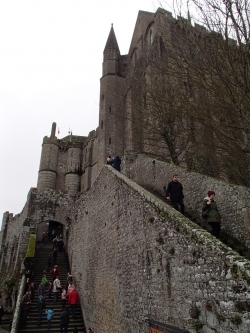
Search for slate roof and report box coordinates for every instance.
[104,24,120,52]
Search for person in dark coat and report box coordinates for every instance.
[57,238,64,252]
[60,306,71,333]
[21,291,31,325]
[66,272,73,291]
[47,281,53,302]
[52,247,58,265]
[202,190,223,238]
[111,156,121,171]
[24,278,30,293]
[28,281,35,302]
[38,282,45,296]
[166,174,184,214]
[37,293,46,326]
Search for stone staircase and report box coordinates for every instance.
[149,186,250,259]
[18,242,86,333]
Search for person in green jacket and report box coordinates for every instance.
[202,190,223,238]
[42,274,48,286]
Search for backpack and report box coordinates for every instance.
[67,275,73,283]
[38,295,45,309]
[38,296,44,304]
[202,207,210,219]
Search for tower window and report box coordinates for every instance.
[109,137,111,144]
[150,29,153,45]
[109,107,112,113]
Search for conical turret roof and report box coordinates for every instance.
[104,24,120,52]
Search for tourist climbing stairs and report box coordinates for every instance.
[147,186,250,259]
[18,241,86,333]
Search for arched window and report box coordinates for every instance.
[145,21,155,47]
[150,29,153,45]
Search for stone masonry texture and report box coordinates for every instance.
[1,163,250,332]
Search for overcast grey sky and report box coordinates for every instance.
[0,0,166,225]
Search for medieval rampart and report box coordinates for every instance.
[68,166,250,333]
[1,164,250,332]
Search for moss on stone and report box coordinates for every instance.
[192,320,203,332]
[231,315,242,326]
[235,300,250,312]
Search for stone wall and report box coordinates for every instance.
[1,164,250,332]
[0,188,76,287]
[68,166,250,333]
[0,190,31,279]
[125,153,250,251]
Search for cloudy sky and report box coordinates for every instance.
[0,0,169,225]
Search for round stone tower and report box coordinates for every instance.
[37,122,59,190]
[65,146,82,195]
[99,24,126,167]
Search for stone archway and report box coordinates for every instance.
[37,220,64,242]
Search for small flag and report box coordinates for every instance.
[58,127,60,135]
[70,131,72,142]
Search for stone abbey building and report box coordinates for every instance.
[1,8,250,333]
[37,8,174,196]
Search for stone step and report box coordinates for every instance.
[18,242,86,333]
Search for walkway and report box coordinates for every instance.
[18,241,86,332]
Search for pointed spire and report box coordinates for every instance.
[104,24,120,52]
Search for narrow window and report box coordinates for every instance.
[150,29,153,45]
[109,107,111,113]
[109,137,111,144]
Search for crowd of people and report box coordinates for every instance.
[165,173,223,238]
[19,229,93,333]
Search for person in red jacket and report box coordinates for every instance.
[50,265,60,280]
[68,287,80,318]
